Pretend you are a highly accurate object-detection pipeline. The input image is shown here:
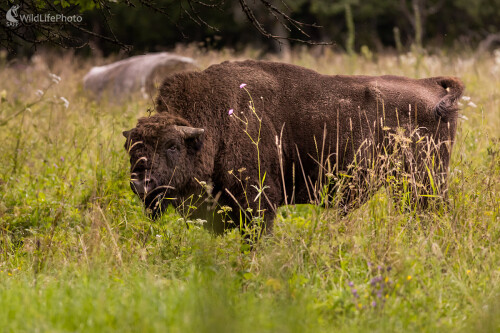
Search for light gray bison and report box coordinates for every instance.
[84,52,197,101]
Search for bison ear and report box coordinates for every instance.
[175,126,205,139]
[122,130,131,139]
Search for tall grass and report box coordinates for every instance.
[0,48,499,332]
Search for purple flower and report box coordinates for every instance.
[228,109,234,115]
[371,301,377,307]
[239,83,247,89]
[348,281,354,287]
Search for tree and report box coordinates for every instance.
[0,0,328,54]
[399,0,445,50]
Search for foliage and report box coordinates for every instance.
[2,0,500,55]
[0,48,499,331]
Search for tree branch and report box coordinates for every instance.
[238,0,330,45]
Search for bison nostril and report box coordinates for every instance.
[143,177,157,193]
[129,175,158,198]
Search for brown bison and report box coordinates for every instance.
[123,60,464,231]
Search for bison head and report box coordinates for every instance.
[123,114,204,218]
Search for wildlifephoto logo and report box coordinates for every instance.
[5,4,19,27]
[5,3,83,27]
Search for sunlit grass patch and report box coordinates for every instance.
[0,48,499,332]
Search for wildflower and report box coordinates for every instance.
[60,96,69,109]
[358,303,363,309]
[239,83,247,89]
[348,281,354,287]
[461,96,471,101]
[466,270,471,275]
[407,275,412,281]
[371,301,377,307]
[36,89,44,97]
[467,101,477,108]
[49,73,61,84]
[156,234,162,239]
[228,109,234,115]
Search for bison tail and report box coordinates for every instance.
[433,77,465,122]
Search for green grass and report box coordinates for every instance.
[0,48,499,332]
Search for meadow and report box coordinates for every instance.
[0,46,499,332]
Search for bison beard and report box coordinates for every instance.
[123,60,464,232]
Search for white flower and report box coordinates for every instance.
[49,73,61,84]
[461,96,471,101]
[60,96,69,109]
[494,49,500,64]
[467,101,477,108]
[35,89,44,97]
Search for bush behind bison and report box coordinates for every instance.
[123,60,464,234]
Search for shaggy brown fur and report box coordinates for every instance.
[124,60,464,230]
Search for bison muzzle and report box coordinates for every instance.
[123,60,464,231]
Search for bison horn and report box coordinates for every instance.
[176,126,204,139]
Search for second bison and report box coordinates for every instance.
[123,60,464,230]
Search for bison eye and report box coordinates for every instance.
[167,145,177,152]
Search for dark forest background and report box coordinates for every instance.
[2,0,500,56]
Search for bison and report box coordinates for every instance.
[84,52,198,102]
[123,60,464,232]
